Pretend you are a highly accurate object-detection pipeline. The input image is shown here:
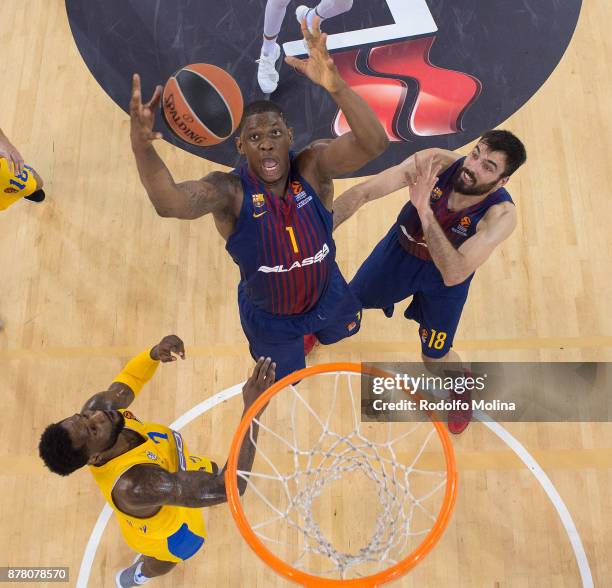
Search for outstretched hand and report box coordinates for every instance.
[129,73,164,149]
[285,16,345,94]
[151,335,185,362]
[406,153,442,216]
[242,357,276,415]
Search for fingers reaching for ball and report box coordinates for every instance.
[129,73,163,148]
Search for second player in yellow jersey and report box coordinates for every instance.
[89,408,215,562]
[38,335,276,587]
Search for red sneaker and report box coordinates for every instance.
[304,334,318,356]
[447,388,472,435]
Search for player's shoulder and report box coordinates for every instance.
[201,169,242,201]
[202,170,239,189]
[487,198,516,216]
[295,139,333,170]
[479,201,517,233]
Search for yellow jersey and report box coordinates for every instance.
[89,409,214,562]
[0,158,38,211]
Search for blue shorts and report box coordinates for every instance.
[238,263,362,380]
[349,225,472,359]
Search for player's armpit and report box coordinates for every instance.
[81,382,135,413]
[454,204,517,281]
[113,464,228,514]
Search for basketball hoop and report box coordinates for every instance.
[226,363,457,587]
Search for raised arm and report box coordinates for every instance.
[408,155,517,286]
[333,148,459,230]
[112,357,277,513]
[129,74,232,220]
[81,335,185,413]
[286,18,388,180]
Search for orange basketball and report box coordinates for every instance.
[162,63,243,146]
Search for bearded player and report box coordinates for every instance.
[257,0,354,94]
[333,131,527,433]
[39,335,276,587]
[130,19,387,381]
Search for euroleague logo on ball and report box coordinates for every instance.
[66,0,581,176]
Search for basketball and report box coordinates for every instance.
[161,63,243,146]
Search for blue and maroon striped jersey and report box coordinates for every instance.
[226,153,335,315]
[397,157,514,261]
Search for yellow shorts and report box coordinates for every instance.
[120,453,215,563]
[0,157,38,211]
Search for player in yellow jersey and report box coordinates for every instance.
[38,335,276,587]
[0,129,46,329]
[0,127,45,212]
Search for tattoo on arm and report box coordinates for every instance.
[114,464,227,513]
[175,172,228,220]
[114,421,261,513]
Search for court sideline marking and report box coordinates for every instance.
[3,334,612,360]
[76,381,594,588]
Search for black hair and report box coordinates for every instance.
[237,100,287,133]
[39,422,88,476]
[479,130,527,177]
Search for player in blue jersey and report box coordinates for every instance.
[333,131,527,433]
[129,18,388,380]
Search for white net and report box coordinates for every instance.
[237,371,451,582]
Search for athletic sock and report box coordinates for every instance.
[262,36,278,56]
[315,0,353,21]
[133,562,151,585]
[263,0,291,55]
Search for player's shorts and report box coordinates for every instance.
[119,452,215,563]
[0,158,38,211]
[238,262,362,380]
[349,224,472,359]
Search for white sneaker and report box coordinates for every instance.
[295,5,314,30]
[295,6,315,54]
[256,43,281,94]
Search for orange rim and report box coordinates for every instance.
[226,362,458,587]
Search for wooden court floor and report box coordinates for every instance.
[0,1,610,586]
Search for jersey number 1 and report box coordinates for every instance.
[285,226,299,253]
